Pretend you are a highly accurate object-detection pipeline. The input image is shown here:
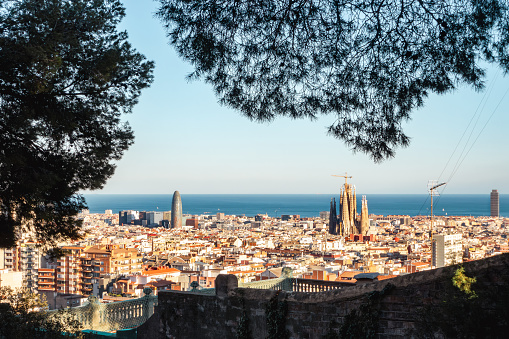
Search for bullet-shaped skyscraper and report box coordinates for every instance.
[171,191,182,228]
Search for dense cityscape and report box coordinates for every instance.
[3,0,509,337]
[1,182,507,312]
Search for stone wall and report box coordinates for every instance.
[137,254,509,338]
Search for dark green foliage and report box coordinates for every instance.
[265,292,289,339]
[157,0,509,161]
[0,287,84,338]
[0,0,154,247]
[414,265,509,338]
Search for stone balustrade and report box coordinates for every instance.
[203,274,349,295]
[46,288,157,332]
[239,276,291,291]
[289,277,351,292]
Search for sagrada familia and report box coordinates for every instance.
[329,174,369,236]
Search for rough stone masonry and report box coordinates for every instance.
[138,253,509,338]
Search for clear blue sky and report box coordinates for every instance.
[85,0,509,195]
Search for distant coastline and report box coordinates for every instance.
[82,194,508,218]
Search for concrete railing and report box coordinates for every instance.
[289,278,351,292]
[238,277,347,292]
[46,288,157,332]
[239,277,292,291]
[213,274,348,296]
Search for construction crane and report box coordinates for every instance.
[332,172,352,185]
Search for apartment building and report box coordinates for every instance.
[109,246,143,275]
[56,246,84,294]
[432,233,463,268]
[0,245,41,290]
[80,245,143,295]
[0,248,14,270]
[17,243,42,289]
[81,246,110,295]
[0,244,41,289]
[37,268,57,292]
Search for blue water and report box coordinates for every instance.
[82,194,509,218]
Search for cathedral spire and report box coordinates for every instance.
[330,173,368,236]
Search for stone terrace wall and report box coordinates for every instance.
[137,254,509,339]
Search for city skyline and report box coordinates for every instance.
[83,0,509,195]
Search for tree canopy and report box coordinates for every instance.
[0,286,83,338]
[157,0,509,161]
[0,0,154,248]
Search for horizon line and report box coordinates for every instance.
[81,192,502,195]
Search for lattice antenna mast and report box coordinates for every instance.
[428,180,446,236]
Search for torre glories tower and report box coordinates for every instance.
[171,190,182,228]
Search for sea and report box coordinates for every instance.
[82,194,509,218]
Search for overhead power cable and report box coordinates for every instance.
[418,70,506,214]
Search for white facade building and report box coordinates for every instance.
[432,233,463,268]
[0,269,23,288]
